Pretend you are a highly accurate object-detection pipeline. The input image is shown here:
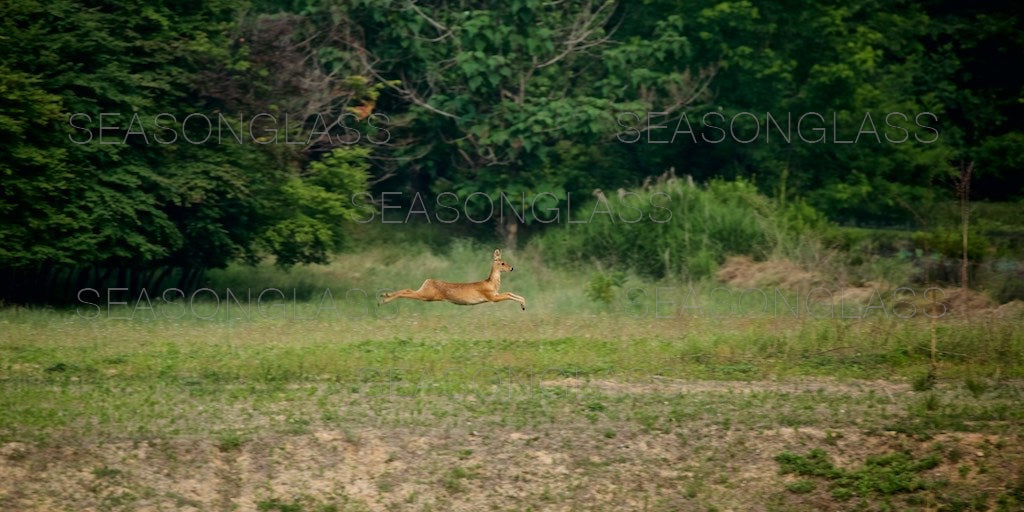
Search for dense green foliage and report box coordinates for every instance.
[314,0,713,234]
[1,0,1022,301]
[3,0,254,270]
[536,179,826,279]
[608,0,1024,224]
[0,1,371,299]
[318,0,1023,226]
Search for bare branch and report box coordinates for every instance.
[537,0,616,69]
[408,2,448,33]
[408,2,453,41]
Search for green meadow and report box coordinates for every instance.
[2,241,1023,511]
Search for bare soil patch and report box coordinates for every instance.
[1,378,1021,511]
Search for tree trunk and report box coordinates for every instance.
[497,217,519,249]
[150,266,173,291]
[958,161,973,291]
[175,268,191,292]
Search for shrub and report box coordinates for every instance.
[534,178,825,279]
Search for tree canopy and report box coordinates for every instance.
[1,0,1021,300]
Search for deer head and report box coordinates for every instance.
[493,249,513,272]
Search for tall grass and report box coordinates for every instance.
[532,179,828,280]
[205,236,612,316]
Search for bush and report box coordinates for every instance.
[533,179,825,279]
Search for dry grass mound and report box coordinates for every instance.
[715,256,826,291]
[716,256,1001,316]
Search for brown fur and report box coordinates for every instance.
[379,249,526,310]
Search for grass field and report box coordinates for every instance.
[2,246,1023,511]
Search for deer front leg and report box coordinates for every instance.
[491,292,527,311]
[508,292,527,311]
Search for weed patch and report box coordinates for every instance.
[776,448,941,500]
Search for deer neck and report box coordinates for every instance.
[487,263,501,288]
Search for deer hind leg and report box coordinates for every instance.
[380,289,413,304]
[380,280,440,305]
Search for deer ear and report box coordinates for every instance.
[493,249,501,258]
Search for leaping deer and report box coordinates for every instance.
[379,249,526,310]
